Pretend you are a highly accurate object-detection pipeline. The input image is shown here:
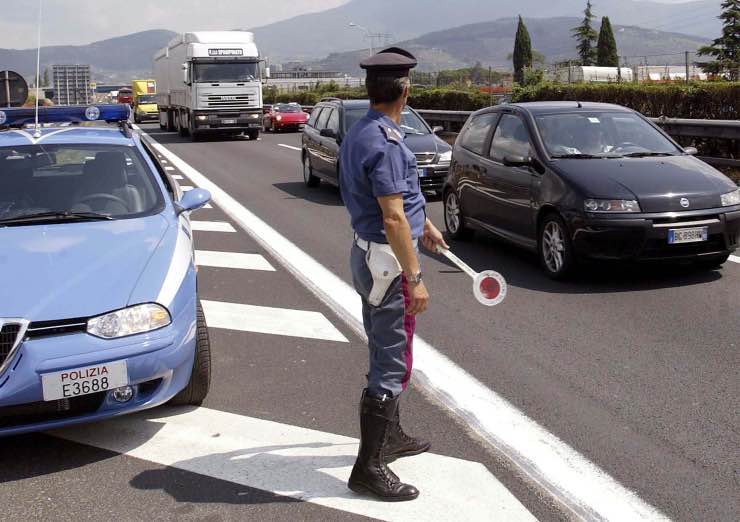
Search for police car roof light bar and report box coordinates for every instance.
[0,104,131,129]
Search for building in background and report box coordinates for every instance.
[267,69,362,92]
[52,64,92,105]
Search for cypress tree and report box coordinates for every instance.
[572,1,598,66]
[513,15,533,84]
[597,16,619,67]
[696,0,740,80]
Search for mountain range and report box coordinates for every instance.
[310,17,710,73]
[247,0,721,61]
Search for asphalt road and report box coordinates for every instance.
[2,124,738,521]
[143,126,738,520]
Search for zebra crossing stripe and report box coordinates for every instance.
[195,250,275,271]
[191,221,236,233]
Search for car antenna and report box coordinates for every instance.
[33,0,43,138]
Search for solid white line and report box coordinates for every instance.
[195,250,275,271]
[201,300,348,343]
[172,174,184,180]
[278,143,301,151]
[190,221,236,233]
[142,132,667,520]
[730,255,740,264]
[52,407,534,521]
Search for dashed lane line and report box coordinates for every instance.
[165,166,175,171]
[730,255,739,264]
[201,300,348,343]
[140,131,668,521]
[195,250,275,271]
[52,406,535,522]
[190,221,236,233]
[172,175,184,180]
[278,143,302,151]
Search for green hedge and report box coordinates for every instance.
[511,82,740,119]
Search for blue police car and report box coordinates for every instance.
[0,105,212,436]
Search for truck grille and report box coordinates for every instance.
[0,323,23,370]
[415,152,436,165]
[204,95,256,108]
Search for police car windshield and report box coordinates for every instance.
[193,62,258,83]
[344,107,429,135]
[0,144,164,224]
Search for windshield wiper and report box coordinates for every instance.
[551,153,622,159]
[0,210,113,225]
[622,152,675,158]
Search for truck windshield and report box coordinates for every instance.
[137,95,156,104]
[193,62,259,83]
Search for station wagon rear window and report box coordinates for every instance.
[0,144,165,224]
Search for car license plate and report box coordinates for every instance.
[417,168,427,177]
[41,361,128,401]
[668,226,708,244]
[221,119,236,125]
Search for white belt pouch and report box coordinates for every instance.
[365,243,403,306]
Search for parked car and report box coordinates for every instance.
[263,102,309,132]
[301,98,452,195]
[0,104,212,436]
[443,102,740,278]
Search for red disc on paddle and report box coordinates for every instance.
[479,275,501,300]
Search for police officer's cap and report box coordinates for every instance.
[360,47,418,78]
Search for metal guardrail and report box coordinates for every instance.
[415,110,739,169]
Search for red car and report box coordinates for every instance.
[262,103,309,132]
[117,87,133,106]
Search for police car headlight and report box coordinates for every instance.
[438,151,452,164]
[720,188,740,207]
[87,304,171,339]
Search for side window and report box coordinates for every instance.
[315,108,332,130]
[308,107,323,128]
[459,112,499,155]
[327,109,340,133]
[489,114,532,162]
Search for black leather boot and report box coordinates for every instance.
[385,402,431,463]
[348,391,419,501]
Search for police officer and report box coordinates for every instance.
[339,47,448,501]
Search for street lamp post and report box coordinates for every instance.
[349,22,374,55]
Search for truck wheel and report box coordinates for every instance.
[177,111,189,137]
[166,110,175,132]
[158,113,166,130]
[247,129,260,140]
[169,301,211,406]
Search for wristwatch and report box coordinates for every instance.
[407,271,423,285]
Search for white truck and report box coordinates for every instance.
[153,31,267,140]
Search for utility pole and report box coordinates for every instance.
[488,66,492,106]
[685,50,690,84]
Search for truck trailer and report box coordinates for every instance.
[153,31,266,140]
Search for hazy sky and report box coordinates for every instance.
[0,0,701,49]
[0,0,349,49]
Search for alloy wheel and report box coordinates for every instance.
[542,221,566,273]
[445,192,461,234]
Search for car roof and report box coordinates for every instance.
[491,101,633,116]
[317,99,370,109]
[0,126,137,148]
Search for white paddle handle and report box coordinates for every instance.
[437,247,478,279]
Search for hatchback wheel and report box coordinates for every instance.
[303,156,320,188]
[539,214,574,279]
[444,190,472,240]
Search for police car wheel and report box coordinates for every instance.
[444,190,472,240]
[303,156,320,188]
[169,301,211,406]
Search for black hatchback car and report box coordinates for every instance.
[444,102,740,278]
[301,98,452,195]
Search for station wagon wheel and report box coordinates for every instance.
[539,214,574,279]
[303,155,320,188]
[169,301,211,406]
[444,190,472,240]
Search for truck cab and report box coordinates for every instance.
[154,31,266,141]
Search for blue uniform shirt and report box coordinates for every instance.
[339,108,426,243]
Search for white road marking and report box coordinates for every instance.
[195,250,275,271]
[181,185,194,191]
[52,407,534,521]
[730,255,739,264]
[190,221,236,233]
[201,300,348,342]
[278,143,302,151]
[142,132,668,520]
[172,174,184,180]
[165,166,175,171]
[202,203,213,209]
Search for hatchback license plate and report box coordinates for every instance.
[41,361,128,401]
[668,226,708,244]
[221,119,236,125]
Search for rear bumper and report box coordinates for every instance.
[570,206,740,261]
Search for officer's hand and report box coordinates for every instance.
[422,220,449,253]
[407,280,430,316]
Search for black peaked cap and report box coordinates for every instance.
[360,47,418,78]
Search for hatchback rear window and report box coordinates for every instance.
[0,144,164,223]
[459,113,499,155]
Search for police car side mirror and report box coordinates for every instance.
[175,188,211,215]
[320,128,337,139]
[432,126,444,134]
